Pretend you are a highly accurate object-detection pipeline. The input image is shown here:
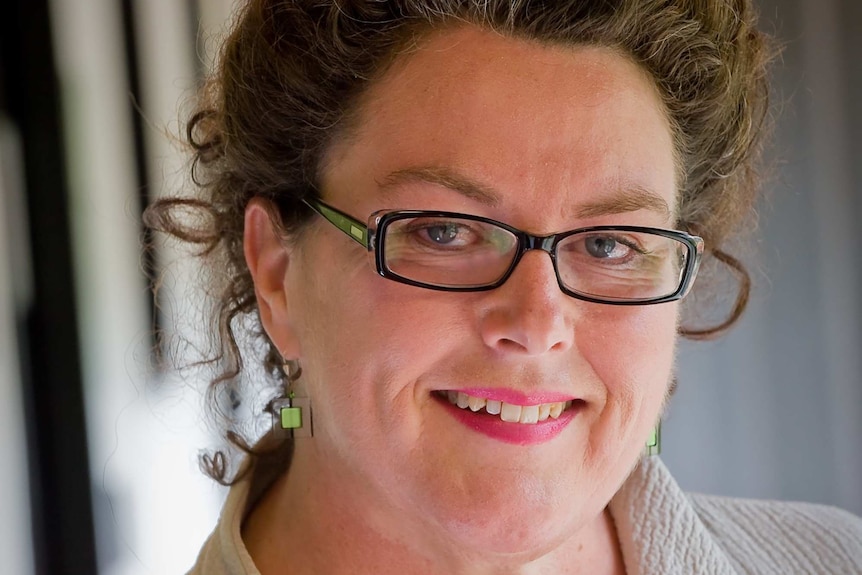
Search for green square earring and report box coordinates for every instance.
[272,359,313,438]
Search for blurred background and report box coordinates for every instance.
[0,0,859,573]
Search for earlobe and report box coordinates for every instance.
[244,198,301,358]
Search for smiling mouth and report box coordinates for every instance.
[435,391,576,424]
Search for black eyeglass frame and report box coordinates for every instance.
[302,198,704,305]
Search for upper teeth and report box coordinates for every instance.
[444,391,573,424]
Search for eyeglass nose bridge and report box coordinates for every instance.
[507,233,563,282]
[522,234,558,253]
[515,234,562,269]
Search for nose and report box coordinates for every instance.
[478,250,574,356]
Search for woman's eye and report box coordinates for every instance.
[423,223,461,245]
[584,236,630,259]
[406,220,481,248]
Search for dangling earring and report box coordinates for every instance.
[645,419,661,456]
[272,359,313,438]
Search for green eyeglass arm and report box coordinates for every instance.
[304,199,371,248]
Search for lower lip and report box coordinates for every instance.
[435,395,579,445]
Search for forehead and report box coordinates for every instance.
[322,26,677,225]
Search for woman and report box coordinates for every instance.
[147,1,862,573]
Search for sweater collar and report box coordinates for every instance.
[609,457,739,575]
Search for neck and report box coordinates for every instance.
[242,443,627,575]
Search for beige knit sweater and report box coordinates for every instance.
[188,457,862,574]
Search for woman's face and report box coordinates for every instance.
[272,27,679,554]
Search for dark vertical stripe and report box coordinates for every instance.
[0,1,98,574]
[120,0,157,356]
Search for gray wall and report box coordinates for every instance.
[664,0,862,515]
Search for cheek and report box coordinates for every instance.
[582,304,678,450]
[587,302,679,386]
[292,262,460,431]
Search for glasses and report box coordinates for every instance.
[303,198,704,305]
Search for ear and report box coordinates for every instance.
[244,198,301,359]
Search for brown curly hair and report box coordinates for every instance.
[144,0,775,483]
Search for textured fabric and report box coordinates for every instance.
[188,457,862,574]
[609,458,862,574]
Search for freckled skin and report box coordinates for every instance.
[245,26,679,575]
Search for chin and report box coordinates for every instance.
[438,506,578,559]
[413,474,589,557]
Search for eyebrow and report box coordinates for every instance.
[378,166,500,207]
[574,186,673,220]
[378,166,672,220]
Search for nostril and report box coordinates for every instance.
[481,314,573,356]
[496,338,528,354]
